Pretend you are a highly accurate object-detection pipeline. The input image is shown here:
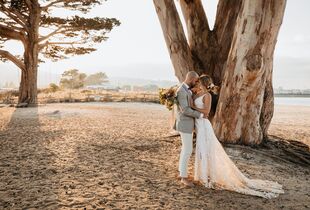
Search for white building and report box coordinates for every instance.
[85,84,120,92]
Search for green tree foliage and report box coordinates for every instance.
[85,72,108,86]
[0,0,120,104]
[0,0,120,63]
[60,69,87,89]
[48,83,60,92]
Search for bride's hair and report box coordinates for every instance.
[199,74,219,95]
[199,74,213,89]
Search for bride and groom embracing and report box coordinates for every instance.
[174,71,284,199]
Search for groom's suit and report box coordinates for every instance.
[175,83,202,178]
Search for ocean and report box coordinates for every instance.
[274,97,310,106]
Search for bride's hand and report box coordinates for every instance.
[203,113,209,119]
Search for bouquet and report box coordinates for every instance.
[159,85,178,111]
[208,83,220,95]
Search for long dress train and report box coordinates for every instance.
[194,95,284,199]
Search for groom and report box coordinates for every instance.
[175,71,205,186]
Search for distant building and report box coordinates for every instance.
[274,87,310,96]
[85,83,120,92]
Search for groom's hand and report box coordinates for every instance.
[203,114,209,119]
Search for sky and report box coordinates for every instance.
[1,0,310,89]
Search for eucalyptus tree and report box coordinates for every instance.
[153,0,286,145]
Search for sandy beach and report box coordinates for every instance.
[0,102,309,209]
[269,105,310,146]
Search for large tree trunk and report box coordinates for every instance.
[19,65,38,105]
[154,0,286,145]
[18,2,40,105]
[213,0,286,144]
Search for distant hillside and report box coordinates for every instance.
[108,77,177,88]
[0,64,178,88]
[0,64,60,88]
[0,65,19,87]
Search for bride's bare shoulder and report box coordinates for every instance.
[202,92,212,102]
[193,93,203,100]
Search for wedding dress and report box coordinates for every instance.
[194,95,284,199]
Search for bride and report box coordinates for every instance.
[190,74,284,199]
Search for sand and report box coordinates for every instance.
[0,103,309,210]
[269,105,310,146]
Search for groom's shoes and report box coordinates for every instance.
[180,178,194,187]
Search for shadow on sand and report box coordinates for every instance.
[0,106,63,209]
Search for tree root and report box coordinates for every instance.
[226,136,310,167]
[162,133,310,167]
[224,143,295,165]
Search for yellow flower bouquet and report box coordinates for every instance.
[159,85,178,111]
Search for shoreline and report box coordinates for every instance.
[275,94,310,98]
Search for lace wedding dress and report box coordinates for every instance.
[194,95,284,199]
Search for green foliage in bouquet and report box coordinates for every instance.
[159,86,178,111]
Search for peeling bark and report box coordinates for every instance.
[213,0,286,145]
[179,0,209,75]
[153,0,194,81]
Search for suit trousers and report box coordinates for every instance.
[179,132,193,178]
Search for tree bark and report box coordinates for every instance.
[260,67,274,139]
[179,0,209,75]
[179,0,243,85]
[154,0,287,145]
[178,0,243,119]
[153,0,194,81]
[18,1,40,105]
[213,0,286,145]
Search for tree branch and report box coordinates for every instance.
[45,41,84,45]
[38,27,65,43]
[179,0,210,74]
[0,24,26,42]
[39,40,86,50]
[41,0,72,10]
[24,0,32,10]
[214,0,242,46]
[153,0,194,81]
[0,2,28,30]
[6,24,25,33]
[0,49,25,71]
[179,0,210,36]
[42,0,62,9]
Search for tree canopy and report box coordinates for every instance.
[0,0,120,65]
[85,72,109,86]
[60,69,87,89]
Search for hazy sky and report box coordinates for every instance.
[1,0,310,89]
